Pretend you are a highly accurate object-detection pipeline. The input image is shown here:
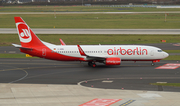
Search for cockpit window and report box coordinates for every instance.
[158,50,162,52]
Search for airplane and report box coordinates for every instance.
[60,39,66,46]
[12,17,169,67]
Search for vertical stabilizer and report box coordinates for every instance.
[14,17,44,47]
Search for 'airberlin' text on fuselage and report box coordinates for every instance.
[107,47,148,55]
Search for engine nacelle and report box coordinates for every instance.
[105,57,121,65]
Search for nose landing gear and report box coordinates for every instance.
[151,62,155,66]
[151,60,160,66]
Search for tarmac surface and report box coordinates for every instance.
[0,40,180,105]
[1,28,180,34]
[0,58,180,92]
[1,58,180,106]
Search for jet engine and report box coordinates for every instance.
[105,57,121,65]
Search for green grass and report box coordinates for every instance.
[1,34,180,46]
[163,50,180,60]
[0,54,38,58]
[1,14,180,28]
[1,6,180,12]
[163,55,180,60]
[151,83,180,87]
[164,50,180,53]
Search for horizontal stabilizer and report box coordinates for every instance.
[12,43,33,50]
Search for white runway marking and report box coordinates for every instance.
[156,63,180,69]
[9,69,28,83]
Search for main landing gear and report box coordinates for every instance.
[88,62,96,67]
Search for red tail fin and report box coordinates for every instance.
[14,17,44,47]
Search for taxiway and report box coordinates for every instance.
[0,58,180,91]
[1,58,180,106]
[1,28,180,34]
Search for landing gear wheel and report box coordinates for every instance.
[88,62,96,67]
[88,62,92,66]
[151,63,155,66]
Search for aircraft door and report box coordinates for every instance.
[42,48,46,56]
[150,49,154,56]
[101,48,106,56]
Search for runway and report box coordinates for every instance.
[0,58,180,92]
[1,28,180,34]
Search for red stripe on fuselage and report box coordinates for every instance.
[20,46,84,61]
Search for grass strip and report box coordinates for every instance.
[0,14,180,28]
[163,55,180,60]
[1,34,180,46]
[150,83,180,87]
[1,6,180,12]
[164,50,180,53]
[0,54,35,58]
[0,54,39,58]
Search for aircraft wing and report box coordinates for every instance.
[77,45,106,61]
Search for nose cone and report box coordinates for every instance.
[163,52,169,58]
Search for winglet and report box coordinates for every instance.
[60,39,66,46]
[77,45,86,56]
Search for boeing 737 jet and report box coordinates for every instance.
[13,17,169,67]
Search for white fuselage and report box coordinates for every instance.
[45,43,169,61]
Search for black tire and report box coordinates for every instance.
[88,62,92,66]
[151,63,155,66]
[88,62,96,67]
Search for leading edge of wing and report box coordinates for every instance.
[77,45,106,60]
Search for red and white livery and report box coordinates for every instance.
[13,17,169,67]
